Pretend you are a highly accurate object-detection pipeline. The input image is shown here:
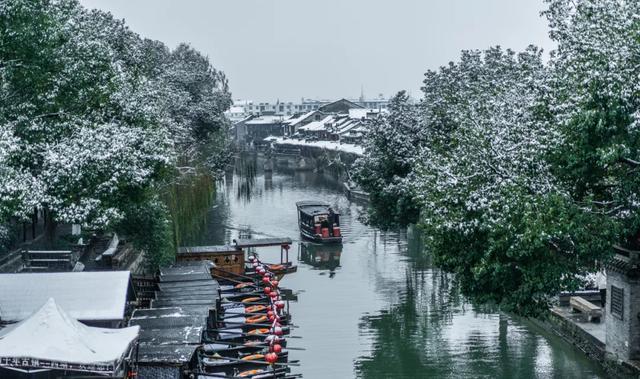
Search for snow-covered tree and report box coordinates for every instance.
[0,0,231,260]
[141,42,233,174]
[0,0,174,243]
[354,91,422,227]
[544,0,640,245]
[412,45,619,314]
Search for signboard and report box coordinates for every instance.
[0,357,115,374]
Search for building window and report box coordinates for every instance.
[611,285,624,320]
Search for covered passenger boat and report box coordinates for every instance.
[296,201,342,244]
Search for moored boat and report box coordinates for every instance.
[295,201,343,244]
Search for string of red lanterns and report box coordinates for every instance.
[248,254,286,366]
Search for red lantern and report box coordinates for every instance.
[267,310,274,318]
[265,352,278,364]
[271,280,279,288]
[264,287,271,294]
[275,301,285,310]
[272,344,282,353]
[252,262,258,268]
[273,326,283,336]
[269,291,277,299]
[262,276,270,284]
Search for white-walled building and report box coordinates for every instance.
[226,95,391,120]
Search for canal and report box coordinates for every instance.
[184,155,606,379]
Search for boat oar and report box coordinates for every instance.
[201,355,300,367]
[220,301,271,307]
[208,330,302,339]
[222,291,264,298]
[207,327,291,335]
[214,323,296,330]
[217,311,278,319]
[211,266,262,282]
[191,371,301,379]
[201,341,306,351]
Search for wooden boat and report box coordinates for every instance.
[196,365,292,378]
[295,201,343,244]
[177,238,296,282]
[245,262,297,280]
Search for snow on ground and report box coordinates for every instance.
[268,137,363,155]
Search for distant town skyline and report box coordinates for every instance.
[80,0,554,103]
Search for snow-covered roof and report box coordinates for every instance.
[0,298,139,373]
[299,115,334,132]
[245,115,284,125]
[283,110,317,125]
[347,108,373,119]
[270,136,363,155]
[226,106,246,114]
[0,271,131,322]
[337,120,363,134]
[132,261,217,364]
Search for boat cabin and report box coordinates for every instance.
[296,201,343,244]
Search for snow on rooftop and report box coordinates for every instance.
[0,298,139,370]
[283,110,316,125]
[299,115,334,131]
[245,115,285,125]
[269,136,363,155]
[348,108,388,119]
[0,271,131,322]
[226,106,246,114]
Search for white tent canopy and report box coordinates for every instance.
[0,298,139,374]
[0,271,131,323]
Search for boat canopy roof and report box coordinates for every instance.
[296,200,340,216]
[234,237,293,248]
[132,261,217,365]
[296,200,329,208]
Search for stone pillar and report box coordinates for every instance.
[605,248,640,361]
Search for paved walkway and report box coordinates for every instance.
[552,305,606,344]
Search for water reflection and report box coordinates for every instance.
[356,231,604,379]
[298,242,342,277]
[234,153,258,202]
[186,155,606,379]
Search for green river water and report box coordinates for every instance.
[183,155,607,379]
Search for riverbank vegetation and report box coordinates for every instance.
[356,0,639,315]
[0,0,231,269]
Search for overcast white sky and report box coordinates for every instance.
[80,0,554,103]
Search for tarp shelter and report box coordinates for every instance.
[0,298,139,376]
[0,271,133,327]
[132,261,218,379]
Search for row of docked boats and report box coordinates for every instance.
[129,238,301,379]
[196,255,300,379]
